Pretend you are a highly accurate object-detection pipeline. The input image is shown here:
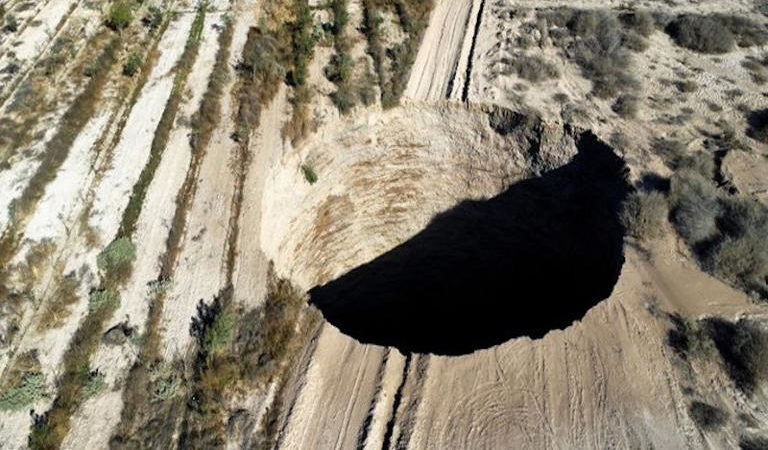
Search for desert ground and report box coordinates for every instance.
[0,0,767,449]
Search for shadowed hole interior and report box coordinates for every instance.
[309,133,630,355]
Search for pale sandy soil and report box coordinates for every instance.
[0,0,78,101]
[62,8,233,449]
[0,1,112,234]
[0,9,196,449]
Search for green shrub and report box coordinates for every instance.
[97,237,136,278]
[150,364,180,403]
[123,53,142,77]
[203,310,234,358]
[88,289,120,313]
[688,401,728,431]
[143,6,164,31]
[621,191,667,240]
[302,164,318,184]
[82,371,105,399]
[0,373,47,411]
[108,2,133,31]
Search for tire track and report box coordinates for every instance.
[460,0,485,103]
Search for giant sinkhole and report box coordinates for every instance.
[260,103,629,355]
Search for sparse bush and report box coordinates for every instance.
[0,373,47,411]
[677,79,698,93]
[505,55,560,82]
[669,169,721,244]
[97,237,136,281]
[621,191,667,240]
[38,273,80,330]
[123,53,142,77]
[88,289,120,313]
[688,401,728,431]
[143,6,164,31]
[651,137,687,167]
[612,94,639,118]
[150,364,180,403]
[82,371,105,399]
[747,108,768,143]
[4,14,17,33]
[108,2,133,31]
[301,163,318,184]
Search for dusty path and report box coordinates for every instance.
[403,0,473,101]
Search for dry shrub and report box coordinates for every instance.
[612,94,639,118]
[502,55,560,82]
[37,274,80,331]
[538,8,640,99]
[666,15,735,54]
[651,137,687,167]
[668,162,768,299]
[748,108,768,143]
[620,190,667,240]
[666,14,768,54]
[669,169,721,244]
[688,401,728,431]
[703,318,768,395]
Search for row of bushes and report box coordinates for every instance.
[668,315,768,397]
[112,4,291,447]
[325,0,376,114]
[361,0,434,108]
[27,5,201,448]
[178,271,319,448]
[622,148,768,301]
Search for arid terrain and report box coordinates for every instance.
[0,0,767,449]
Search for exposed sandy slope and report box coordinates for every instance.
[265,2,768,450]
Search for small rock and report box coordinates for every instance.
[102,323,134,346]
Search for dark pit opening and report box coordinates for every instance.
[309,132,630,355]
